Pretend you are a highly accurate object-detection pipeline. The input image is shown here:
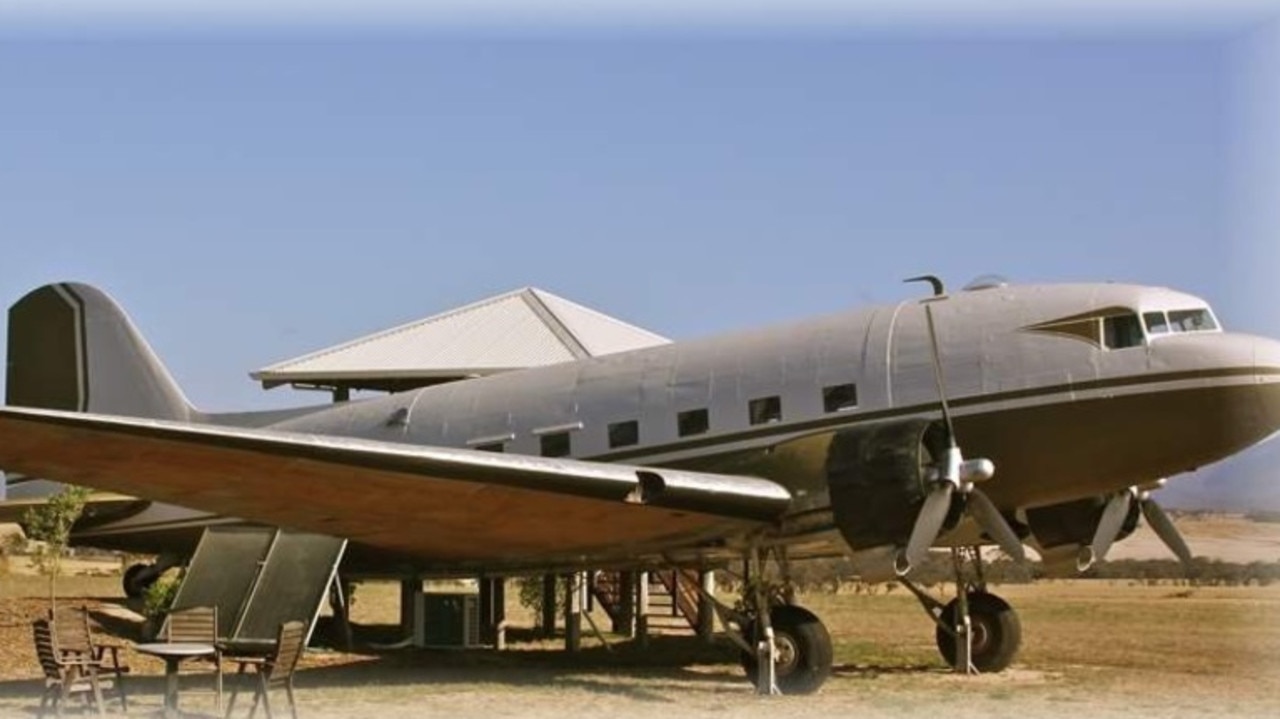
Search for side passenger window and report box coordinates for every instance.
[677,409,709,437]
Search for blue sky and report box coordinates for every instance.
[1,4,1278,416]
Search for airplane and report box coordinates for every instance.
[2,278,1279,695]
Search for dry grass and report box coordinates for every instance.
[0,554,1278,717]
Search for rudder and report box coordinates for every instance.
[7,282,197,421]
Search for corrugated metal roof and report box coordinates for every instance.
[252,288,669,389]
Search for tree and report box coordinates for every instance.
[19,484,91,606]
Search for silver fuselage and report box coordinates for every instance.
[57,282,1280,569]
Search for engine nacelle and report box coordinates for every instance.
[1025,496,1141,574]
[826,418,953,552]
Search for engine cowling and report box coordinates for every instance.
[826,418,955,551]
[1025,496,1141,573]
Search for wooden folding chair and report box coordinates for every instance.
[50,604,129,712]
[224,620,306,719]
[33,618,111,718]
[164,605,224,709]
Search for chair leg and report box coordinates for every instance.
[286,681,298,719]
[116,668,129,713]
[260,687,273,719]
[215,665,224,712]
[89,673,106,717]
[247,675,265,719]
[225,664,247,718]
[56,677,72,718]
[37,687,51,719]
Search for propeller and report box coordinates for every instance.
[1081,482,1194,573]
[895,277,1026,577]
[1140,493,1194,570]
[1082,489,1136,570]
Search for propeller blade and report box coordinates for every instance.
[903,276,956,444]
[967,488,1026,563]
[897,483,954,576]
[1139,497,1195,573]
[921,302,957,444]
[1088,491,1133,563]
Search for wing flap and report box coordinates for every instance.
[0,407,791,564]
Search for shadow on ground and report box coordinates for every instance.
[0,608,949,715]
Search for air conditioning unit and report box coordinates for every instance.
[414,592,481,648]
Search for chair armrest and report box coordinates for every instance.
[56,656,103,669]
[94,645,130,672]
[58,649,104,665]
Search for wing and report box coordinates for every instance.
[0,407,791,567]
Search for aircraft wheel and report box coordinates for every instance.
[739,604,833,694]
[935,591,1021,672]
[122,563,155,599]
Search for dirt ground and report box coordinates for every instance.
[2,514,1279,717]
[1,567,1278,719]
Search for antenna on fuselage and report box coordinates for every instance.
[905,274,946,297]
[897,275,1026,575]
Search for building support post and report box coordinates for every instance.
[479,576,506,648]
[697,569,716,642]
[399,576,420,645]
[613,571,636,637]
[635,571,650,649]
[541,574,557,637]
[564,573,582,653]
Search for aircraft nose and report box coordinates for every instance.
[1249,335,1280,438]
[1254,336,1280,374]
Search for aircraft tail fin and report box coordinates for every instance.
[7,283,199,421]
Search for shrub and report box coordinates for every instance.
[143,570,182,619]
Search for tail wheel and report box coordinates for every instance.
[935,591,1021,672]
[739,604,833,695]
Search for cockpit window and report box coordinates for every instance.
[1141,308,1219,337]
[1168,309,1218,332]
[1142,311,1170,335]
[1103,314,1144,349]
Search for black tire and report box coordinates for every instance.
[739,605,833,695]
[935,591,1021,672]
[122,563,154,599]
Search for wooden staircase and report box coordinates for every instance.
[591,569,703,634]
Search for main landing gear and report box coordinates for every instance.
[122,554,181,599]
[704,543,1020,694]
[899,546,1022,673]
[707,545,835,695]
[738,604,833,695]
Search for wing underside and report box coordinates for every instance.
[0,407,792,569]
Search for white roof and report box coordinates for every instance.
[252,288,669,389]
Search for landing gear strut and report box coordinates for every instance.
[899,546,1021,673]
[706,545,834,695]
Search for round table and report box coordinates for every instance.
[134,642,218,718]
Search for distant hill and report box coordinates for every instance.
[1158,437,1280,512]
